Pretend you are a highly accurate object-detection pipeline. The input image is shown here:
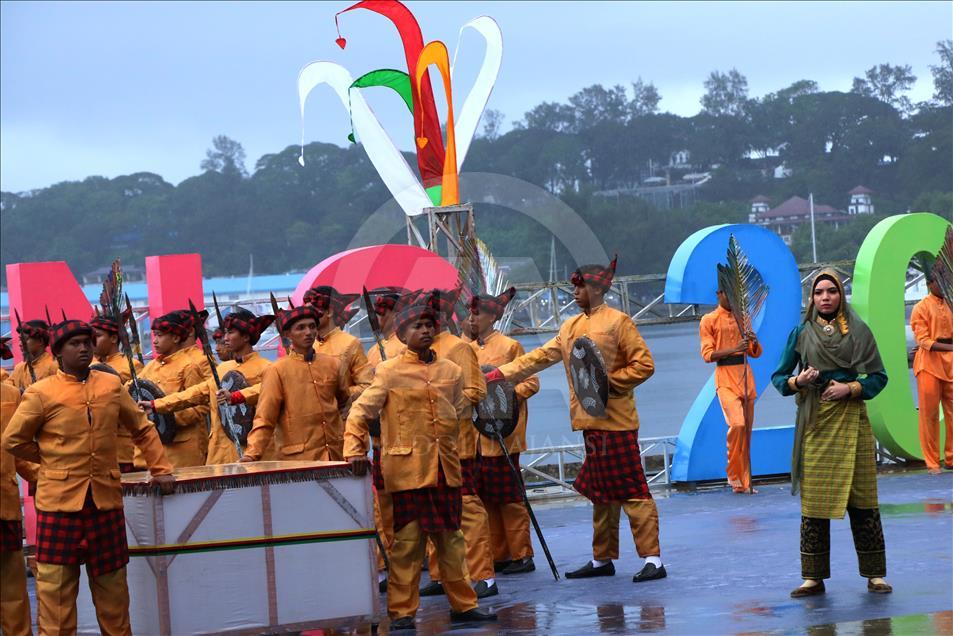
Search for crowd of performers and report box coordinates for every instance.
[0,255,950,633]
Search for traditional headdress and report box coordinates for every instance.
[277,305,322,333]
[17,319,50,343]
[50,320,93,355]
[303,286,360,319]
[469,287,516,320]
[223,308,276,345]
[571,255,618,292]
[0,337,13,360]
[152,312,193,340]
[90,316,120,334]
[395,291,436,335]
[367,286,407,316]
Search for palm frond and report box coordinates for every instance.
[477,238,508,296]
[716,235,770,334]
[932,226,953,313]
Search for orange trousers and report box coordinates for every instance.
[374,488,394,572]
[0,550,32,636]
[428,494,495,583]
[486,502,533,562]
[717,387,755,491]
[388,522,478,620]
[917,371,953,469]
[35,563,131,636]
[592,499,660,560]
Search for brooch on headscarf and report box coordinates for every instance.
[822,323,835,335]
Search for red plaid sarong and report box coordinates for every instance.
[36,496,128,576]
[573,429,651,504]
[460,457,479,496]
[0,519,22,553]
[372,445,385,491]
[478,453,524,504]
[392,467,462,534]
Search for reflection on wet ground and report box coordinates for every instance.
[28,471,952,634]
[366,471,951,635]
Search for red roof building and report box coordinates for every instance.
[749,195,852,245]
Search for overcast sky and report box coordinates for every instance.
[1,1,950,192]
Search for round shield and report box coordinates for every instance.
[472,365,519,439]
[570,336,609,417]
[220,370,254,444]
[90,363,120,377]
[128,378,177,444]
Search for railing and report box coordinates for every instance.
[519,436,678,500]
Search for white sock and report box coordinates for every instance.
[591,559,611,567]
[644,556,662,568]
[378,572,387,583]
[483,577,495,587]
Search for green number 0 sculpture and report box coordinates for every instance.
[851,212,951,458]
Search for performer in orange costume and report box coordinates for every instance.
[911,271,953,474]
[699,287,762,493]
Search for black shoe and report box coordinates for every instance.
[379,578,387,594]
[790,581,826,598]
[419,581,444,597]
[474,580,499,598]
[390,616,416,630]
[632,563,667,583]
[450,608,498,623]
[494,559,512,572]
[502,557,535,575]
[565,560,615,579]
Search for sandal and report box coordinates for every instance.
[790,580,825,598]
[867,580,892,594]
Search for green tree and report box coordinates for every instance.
[930,39,953,106]
[851,63,917,114]
[628,78,661,118]
[700,68,749,117]
[201,135,248,178]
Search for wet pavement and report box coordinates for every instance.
[25,469,952,634]
[389,469,952,635]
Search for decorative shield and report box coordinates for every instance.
[472,365,519,439]
[220,370,254,444]
[569,336,609,417]
[128,378,177,444]
[90,363,120,377]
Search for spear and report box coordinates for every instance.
[124,294,144,364]
[362,287,387,361]
[13,309,37,385]
[44,306,53,327]
[270,293,289,354]
[101,261,143,400]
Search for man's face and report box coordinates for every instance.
[92,327,117,357]
[152,331,181,356]
[465,310,495,339]
[25,336,46,357]
[401,317,435,352]
[928,279,943,298]
[59,334,93,371]
[716,290,731,310]
[214,338,232,361]
[286,318,317,351]
[224,327,250,354]
[573,283,591,310]
[316,311,332,332]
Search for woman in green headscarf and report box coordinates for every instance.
[772,270,891,597]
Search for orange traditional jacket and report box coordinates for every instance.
[345,349,467,493]
[96,351,144,466]
[432,330,487,460]
[184,343,214,379]
[6,351,59,391]
[313,327,373,403]
[1,383,37,521]
[244,350,351,461]
[911,294,953,382]
[134,347,208,467]
[153,352,274,465]
[699,306,763,398]
[2,370,173,512]
[0,368,9,383]
[498,303,654,431]
[366,333,406,369]
[465,331,540,455]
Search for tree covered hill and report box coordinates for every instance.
[3,49,952,284]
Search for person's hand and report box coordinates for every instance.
[348,456,371,476]
[150,473,175,496]
[734,338,750,354]
[238,455,255,463]
[216,389,231,406]
[138,400,154,413]
[795,366,819,388]
[821,381,851,402]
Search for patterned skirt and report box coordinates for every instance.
[478,453,524,504]
[0,519,22,553]
[36,495,128,576]
[392,467,463,534]
[573,429,651,504]
[372,445,385,491]
[460,457,479,496]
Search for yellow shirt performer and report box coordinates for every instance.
[2,319,174,636]
[911,269,953,474]
[489,256,666,583]
[91,316,144,473]
[345,294,496,630]
[7,320,58,391]
[464,288,540,575]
